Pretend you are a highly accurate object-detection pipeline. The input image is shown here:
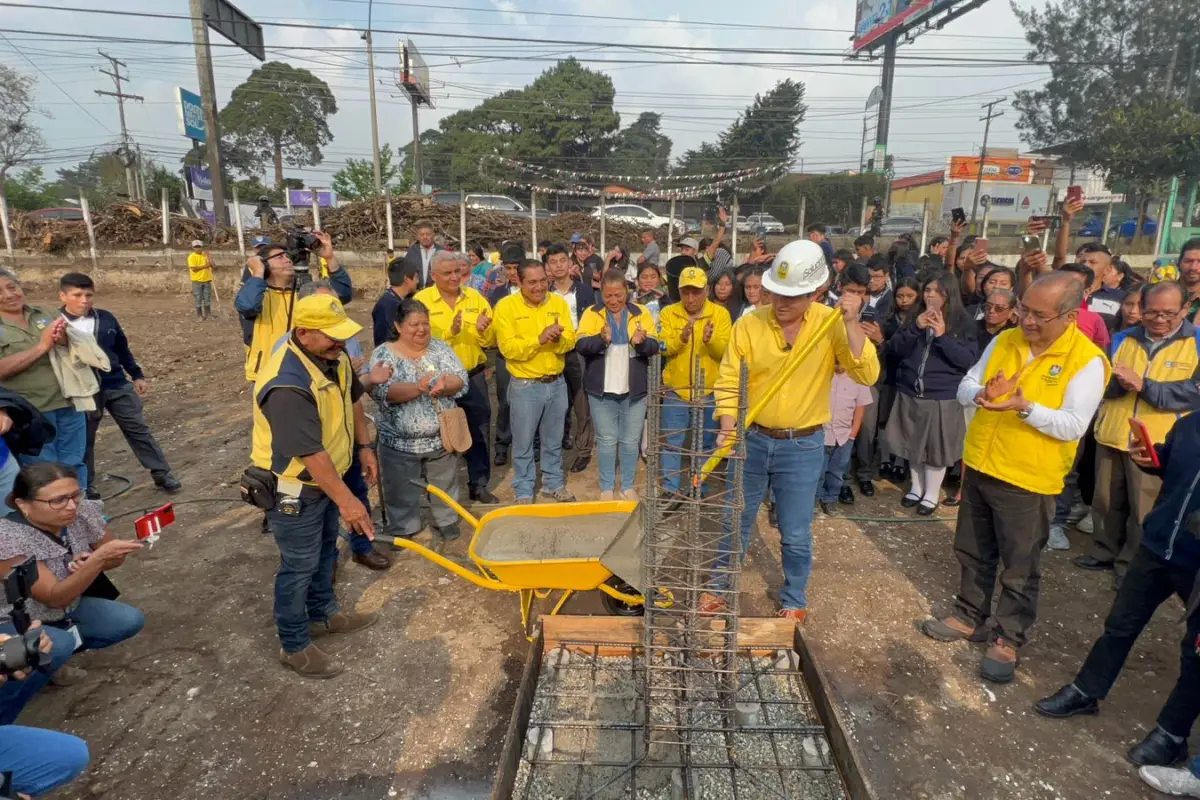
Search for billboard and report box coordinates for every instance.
[945,156,1034,185]
[288,189,337,208]
[854,0,954,52]
[401,39,434,108]
[188,167,213,201]
[202,0,264,61]
[176,88,206,143]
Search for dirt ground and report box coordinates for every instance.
[15,291,1188,799]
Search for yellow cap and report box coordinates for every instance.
[679,266,708,290]
[292,295,362,341]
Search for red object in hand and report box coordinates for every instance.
[134,503,176,544]
[1128,419,1160,468]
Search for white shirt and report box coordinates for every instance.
[957,335,1107,442]
[63,312,96,338]
[603,344,631,394]
[552,282,580,329]
[420,246,436,283]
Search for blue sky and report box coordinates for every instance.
[0,0,1045,188]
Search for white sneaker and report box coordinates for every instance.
[1139,765,1200,797]
[599,490,615,501]
[1047,524,1071,551]
[1076,513,1094,534]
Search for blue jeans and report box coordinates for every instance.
[819,440,854,503]
[0,625,74,726]
[661,391,718,494]
[64,596,145,651]
[0,725,89,796]
[342,447,374,557]
[716,429,824,610]
[508,376,569,499]
[269,494,340,653]
[19,406,87,490]
[0,454,18,515]
[588,393,647,493]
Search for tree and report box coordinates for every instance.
[2,167,57,211]
[0,65,46,219]
[673,80,807,177]
[761,173,888,229]
[609,113,672,178]
[1012,0,1200,191]
[50,153,130,205]
[219,62,338,189]
[331,143,412,199]
[144,165,185,211]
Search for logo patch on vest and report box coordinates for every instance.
[1048,365,1062,377]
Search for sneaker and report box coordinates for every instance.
[1139,765,1200,797]
[51,665,88,686]
[539,487,577,503]
[309,610,378,639]
[1076,513,1094,534]
[280,644,343,679]
[620,489,638,501]
[1047,524,1071,551]
[515,496,533,505]
[599,490,615,501]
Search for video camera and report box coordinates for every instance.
[286,227,320,272]
[0,558,47,676]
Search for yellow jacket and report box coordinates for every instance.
[1094,322,1200,450]
[493,291,577,379]
[251,338,354,486]
[715,304,878,428]
[413,285,495,372]
[244,288,294,381]
[659,299,732,399]
[964,326,1109,495]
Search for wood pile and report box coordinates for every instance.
[12,203,234,252]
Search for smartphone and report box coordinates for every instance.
[1021,235,1041,252]
[1066,185,1083,204]
[859,305,877,324]
[134,502,176,544]
[1128,418,1160,467]
[975,239,990,254]
[951,207,966,225]
[1029,215,1057,225]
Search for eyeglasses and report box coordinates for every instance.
[1018,308,1069,324]
[1142,309,1182,321]
[33,490,83,510]
[984,303,1015,313]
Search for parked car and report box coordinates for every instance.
[1079,213,1157,239]
[845,217,922,239]
[745,213,785,234]
[431,191,554,220]
[25,207,84,222]
[592,204,685,236]
[684,217,701,233]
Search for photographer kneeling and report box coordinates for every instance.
[0,463,144,703]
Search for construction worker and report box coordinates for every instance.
[236,232,351,382]
[414,251,499,504]
[186,240,214,320]
[658,261,732,499]
[705,240,879,624]
[251,294,379,678]
[492,260,578,504]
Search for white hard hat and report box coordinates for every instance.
[761,239,829,297]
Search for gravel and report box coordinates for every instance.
[511,647,850,800]
[475,512,631,562]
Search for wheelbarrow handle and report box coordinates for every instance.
[408,480,481,531]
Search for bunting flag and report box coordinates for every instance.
[493,166,790,200]
[487,155,791,184]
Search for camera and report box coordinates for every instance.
[0,558,46,676]
[286,228,321,269]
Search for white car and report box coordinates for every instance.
[593,204,685,236]
[745,213,785,234]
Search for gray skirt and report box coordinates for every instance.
[884,392,966,468]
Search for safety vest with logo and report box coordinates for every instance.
[250,338,354,486]
[244,288,296,382]
[963,325,1110,496]
[1094,323,1200,450]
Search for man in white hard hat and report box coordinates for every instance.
[187,239,215,319]
[704,239,879,623]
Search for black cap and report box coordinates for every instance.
[501,243,525,264]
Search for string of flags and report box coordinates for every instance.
[493,165,790,200]
[487,155,791,185]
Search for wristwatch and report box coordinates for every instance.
[1016,404,1034,420]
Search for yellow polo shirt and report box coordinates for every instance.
[187,252,213,283]
[715,304,879,428]
[493,292,576,379]
[412,285,495,371]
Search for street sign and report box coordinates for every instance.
[176,87,206,143]
[202,0,264,61]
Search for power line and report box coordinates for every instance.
[0,31,112,132]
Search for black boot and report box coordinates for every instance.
[1034,684,1099,719]
[1127,727,1189,767]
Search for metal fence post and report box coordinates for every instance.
[599,193,607,255]
[161,187,170,246]
[530,188,537,255]
[459,193,467,255]
[731,195,739,263]
[385,189,395,252]
[919,198,930,254]
[0,192,13,259]
[798,194,807,236]
[80,191,98,268]
[232,187,245,257]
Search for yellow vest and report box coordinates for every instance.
[1094,325,1200,450]
[251,338,354,486]
[963,325,1110,495]
[245,288,296,382]
[659,299,732,400]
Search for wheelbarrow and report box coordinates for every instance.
[380,484,659,637]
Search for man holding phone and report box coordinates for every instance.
[1080,282,1200,586]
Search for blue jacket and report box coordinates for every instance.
[65,309,144,391]
[1141,411,1200,571]
[886,322,978,401]
[235,270,354,346]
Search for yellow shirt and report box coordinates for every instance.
[493,292,577,379]
[715,304,879,428]
[187,252,213,283]
[413,285,495,371]
[659,299,732,400]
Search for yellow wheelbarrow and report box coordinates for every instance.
[381,485,658,637]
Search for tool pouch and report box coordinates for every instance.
[240,467,278,510]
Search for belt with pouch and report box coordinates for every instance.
[750,423,822,440]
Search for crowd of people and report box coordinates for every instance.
[1,198,1200,796]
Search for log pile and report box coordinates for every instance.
[12,203,235,253]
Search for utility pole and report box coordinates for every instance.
[411,101,422,193]
[871,33,898,174]
[189,0,228,226]
[364,31,383,194]
[969,98,1005,227]
[95,51,144,201]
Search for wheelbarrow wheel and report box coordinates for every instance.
[601,578,645,617]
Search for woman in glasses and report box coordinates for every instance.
[0,462,144,702]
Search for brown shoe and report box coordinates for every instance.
[310,610,378,639]
[920,615,990,643]
[778,608,808,624]
[352,550,392,570]
[981,638,1019,684]
[280,644,343,679]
